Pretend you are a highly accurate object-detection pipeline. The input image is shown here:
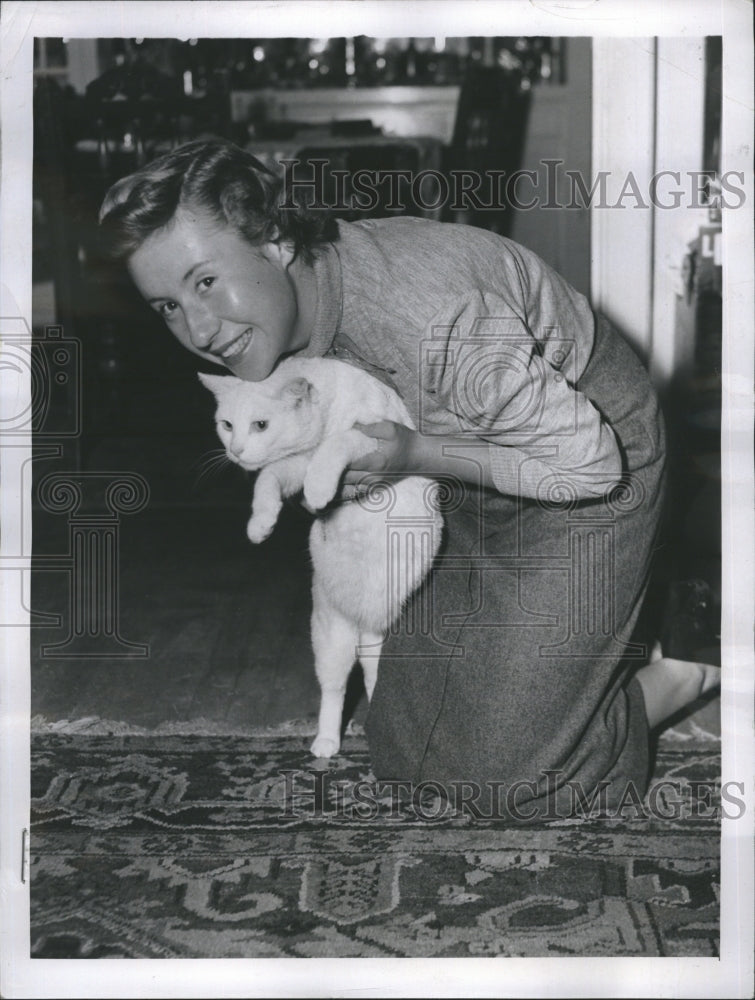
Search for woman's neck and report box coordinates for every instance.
[287,252,318,353]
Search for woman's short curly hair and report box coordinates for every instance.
[98,138,339,264]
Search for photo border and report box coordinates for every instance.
[1,1,752,997]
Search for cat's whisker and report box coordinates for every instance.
[191,447,226,471]
[192,449,227,475]
[191,449,234,491]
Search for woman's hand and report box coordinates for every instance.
[342,420,418,485]
[300,421,419,512]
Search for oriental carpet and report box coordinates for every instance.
[29,715,720,958]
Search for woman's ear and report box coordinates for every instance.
[264,235,295,267]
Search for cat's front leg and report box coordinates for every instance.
[246,455,310,543]
[246,467,284,543]
[303,429,377,511]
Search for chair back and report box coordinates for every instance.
[445,65,532,231]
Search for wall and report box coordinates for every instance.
[65,39,99,94]
[508,37,592,298]
[231,85,460,143]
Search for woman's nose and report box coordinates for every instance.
[185,304,221,350]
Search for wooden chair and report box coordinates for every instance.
[443,65,532,234]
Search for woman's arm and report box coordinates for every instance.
[342,290,625,500]
[342,421,497,490]
[412,292,623,500]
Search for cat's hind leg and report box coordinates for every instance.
[357,631,384,702]
[310,596,360,759]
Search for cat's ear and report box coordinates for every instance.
[280,377,317,407]
[198,372,235,398]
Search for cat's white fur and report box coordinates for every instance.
[199,357,442,758]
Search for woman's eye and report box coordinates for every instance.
[219,419,232,432]
[159,301,177,318]
[254,420,268,431]
[198,277,215,291]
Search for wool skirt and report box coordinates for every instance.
[365,314,667,820]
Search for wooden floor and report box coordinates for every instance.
[28,333,369,734]
[31,478,370,732]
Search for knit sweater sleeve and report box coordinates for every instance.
[416,290,622,499]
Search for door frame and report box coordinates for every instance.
[590,36,706,385]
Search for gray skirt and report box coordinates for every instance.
[365,315,666,820]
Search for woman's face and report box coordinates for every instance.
[127,207,315,381]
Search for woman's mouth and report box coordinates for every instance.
[220,329,253,362]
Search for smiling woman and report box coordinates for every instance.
[98,138,331,380]
[126,208,316,380]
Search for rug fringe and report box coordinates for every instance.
[30,713,716,743]
[29,713,359,738]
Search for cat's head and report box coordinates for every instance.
[199,372,322,470]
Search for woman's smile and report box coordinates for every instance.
[217,328,254,362]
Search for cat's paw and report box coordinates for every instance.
[303,468,340,511]
[246,514,276,544]
[310,734,340,758]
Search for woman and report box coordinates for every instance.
[99,139,719,820]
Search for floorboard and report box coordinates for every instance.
[31,498,331,730]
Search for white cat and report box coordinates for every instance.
[199,357,442,758]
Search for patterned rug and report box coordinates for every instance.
[30,722,720,958]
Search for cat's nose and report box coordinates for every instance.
[230,439,244,459]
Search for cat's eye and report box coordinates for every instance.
[254,420,268,431]
[219,419,232,432]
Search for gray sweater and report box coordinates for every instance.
[302,217,622,498]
